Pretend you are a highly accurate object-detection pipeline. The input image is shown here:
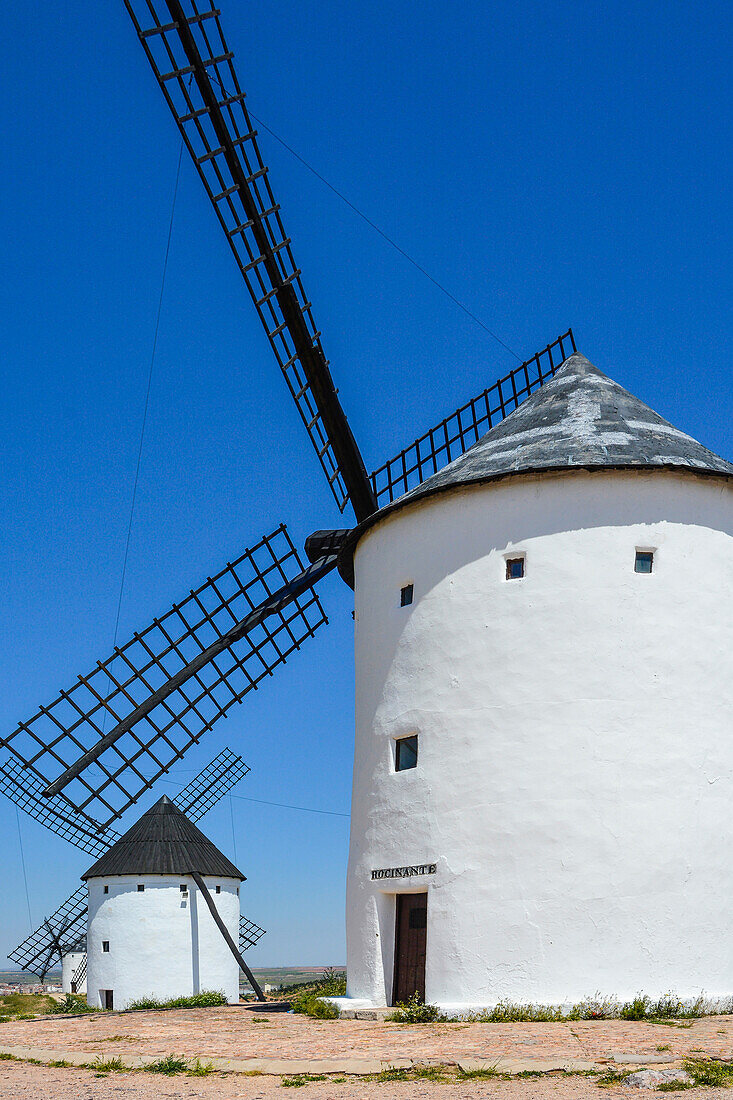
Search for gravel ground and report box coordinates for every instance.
[0,1061,727,1100]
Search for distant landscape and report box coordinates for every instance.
[1,967,345,989]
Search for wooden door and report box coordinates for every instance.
[392,892,427,1005]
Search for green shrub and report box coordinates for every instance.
[620,995,651,1020]
[90,1056,126,1073]
[385,992,444,1023]
[126,990,227,1012]
[146,1054,190,1075]
[290,991,340,1019]
[51,994,98,1015]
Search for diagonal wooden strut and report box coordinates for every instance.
[191,870,265,1001]
[42,553,338,800]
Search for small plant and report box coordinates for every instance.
[682,1058,733,1087]
[596,1068,631,1088]
[187,1059,216,1076]
[126,990,227,1011]
[458,1066,499,1079]
[620,995,651,1020]
[51,993,98,1015]
[47,1060,71,1068]
[385,992,444,1023]
[146,1054,190,1075]
[656,1044,672,1051]
[90,1056,126,1073]
[281,1073,327,1087]
[290,991,340,1019]
[658,1081,692,1092]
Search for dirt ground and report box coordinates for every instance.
[0,1061,723,1100]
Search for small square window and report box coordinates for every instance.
[137,884,145,892]
[400,583,414,607]
[102,941,110,953]
[635,551,654,573]
[103,885,109,895]
[215,885,221,894]
[395,734,418,772]
[506,556,525,580]
[180,884,188,893]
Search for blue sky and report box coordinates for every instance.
[1,0,730,967]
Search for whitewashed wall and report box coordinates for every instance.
[86,875,240,1010]
[61,952,87,995]
[344,469,733,1010]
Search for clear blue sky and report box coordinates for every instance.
[1,0,731,968]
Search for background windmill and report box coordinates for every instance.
[1,0,731,968]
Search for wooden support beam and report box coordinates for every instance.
[190,870,265,1001]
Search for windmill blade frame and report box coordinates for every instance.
[123,0,376,520]
[8,887,88,981]
[369,331,576,506]
[1,525,328,830]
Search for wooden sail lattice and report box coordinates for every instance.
[370,331,576,505]
[0,527,326,830]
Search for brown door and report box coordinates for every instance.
[392,892,427,1005]
[103,989,114,1010]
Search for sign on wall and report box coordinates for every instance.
[371,863,437,881]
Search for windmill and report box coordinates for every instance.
[3,0,575,981]
[8,748,265,987]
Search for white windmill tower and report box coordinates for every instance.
[82,796,255,1011]
[338,354,733,1011]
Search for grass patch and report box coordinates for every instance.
[281,1073,328,1087]
[0,993,57,1018]
[658,1082,693,1092]
[290,993,340,1019]
[458,1066,499,1079]
[187,1059,217,1076]
[683,1058,733,1088]
[596,1068,632,1087]
[125,990,227,1012]
[50,993,99,1015]
[145,1054,190,1075]
[385,993,445,1023]
[90,1056,126,1073]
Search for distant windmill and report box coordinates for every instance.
[7,749,265,991]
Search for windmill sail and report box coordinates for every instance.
[123,0,376,521]
[369,331,576,506]
[8,887,88,981]
[1,526,327,830]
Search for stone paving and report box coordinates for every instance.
[0,1009,731,1073]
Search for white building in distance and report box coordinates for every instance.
[82,795,244,1011]
[337,354,733,1012]
[61,951,87,996]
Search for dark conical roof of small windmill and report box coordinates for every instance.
[411,353,733,495]
[81,796,244,880]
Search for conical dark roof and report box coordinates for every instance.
[413,353,733,496]
[81,795,244,880]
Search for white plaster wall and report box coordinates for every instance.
[346,469,733,1008]
[61,952,87,995]
[86,875,240,1010]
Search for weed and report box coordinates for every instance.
[125,990,227,1011]
[0,1054,15,1061]
[252,1016,271,1022]
[90,1056,126,1073]
[459,1066,499,1079]
[146,1054,190,1075]
[620,995,651,1020]
[385,993,444,1023]
[281,1073,327,1087]
[289,992,339,1019]
[658,1081,692,1092]
[51,994,98,1015]
[656,1044,672,1051]
[596,1068,631,1087]
[47,1060,71,1067]
[187,1059,216,1076]
[683,1057,733,1087]
[0,1017,10,1023]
